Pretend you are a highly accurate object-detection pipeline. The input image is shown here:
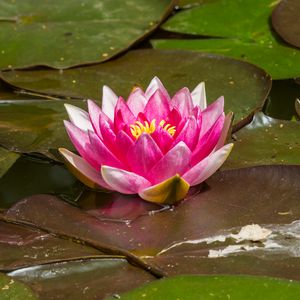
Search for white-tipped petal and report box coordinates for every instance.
[183,143,234,186]
[145,76,170,101]
[101,166,151,194]
[191,82,207,110]
[59,148,112,190]
[102,85,118,121]
[64,103,93,132]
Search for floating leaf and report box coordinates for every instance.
[0,50,271,129]
[0,272,37,300]
[0,147,19,179]
[0,0,175,69]
[0,221,103,271]
[272,0,300,49]
[8,259,154,300]
[223,112,300,169]
[0,100,86,160]
[108,275,300,300]
[3,165,300,280]
[153,0,300,79]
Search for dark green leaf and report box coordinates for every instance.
[0,0,174,69]
[0,49,271,129]
[153,0,300,79]
[223,112,300,169]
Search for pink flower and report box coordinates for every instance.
[59,77,233,204]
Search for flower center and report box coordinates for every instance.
[130,119,176,139]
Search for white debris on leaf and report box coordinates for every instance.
[208,245,259,258]
[231,224,272,242]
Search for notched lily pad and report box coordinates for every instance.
[0,0,175,69]
[272,0,300,49]
[0,49,271,130]
[223,112,300,169]
[108,275,300,300]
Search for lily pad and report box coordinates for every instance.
[0,0,174,69]
[108,275,300,300]
[0,49,271,130]
[0,147,19,179]
[8,259,154,300]
[153,0,300,79]
[0,272,37,300]
[223,112,300,169]
[3,165,300,280]
[0,99,86,160]
[0,155,84,209]
[272,0,300,49]
[0,221,104,271]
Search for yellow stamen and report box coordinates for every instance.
[130,119,176,139]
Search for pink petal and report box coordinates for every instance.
[215,112,233,150]
[151,125,173,154]
[167,107,182,127]
[148,142,191,184]
[201,96,224,137]
[102,85,118,121]
[183,143,234,186]
[170,87,193,117]
[127,134,163,177]
[173,116,200,151]
[99,112,117,150]
[145,76,170,101]
[127,88,147,117]
[144,89,170,122]
[191,82,207,110]
[115,130,134,163]
[114,97,136,132]
[88,131,124,169]
[64,120,100,170]
[64,103,93,132]
[101,166,151,194]
[59,148,112,190]
[87,99,111,138]
[191,113,225,165]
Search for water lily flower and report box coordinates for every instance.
[59,77,233,204]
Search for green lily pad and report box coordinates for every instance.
[0,100,86,160]
[153,0,300,79]
[8,259,154,300]
[0,272,37,300]
[108,275,300,300]
[0,49,271,130]
[0,0,174,69]
[223,112,300,169]
[0,155,84,209]
[272,0,300,49]
[4,165,300,280]
[0,147,19,179]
